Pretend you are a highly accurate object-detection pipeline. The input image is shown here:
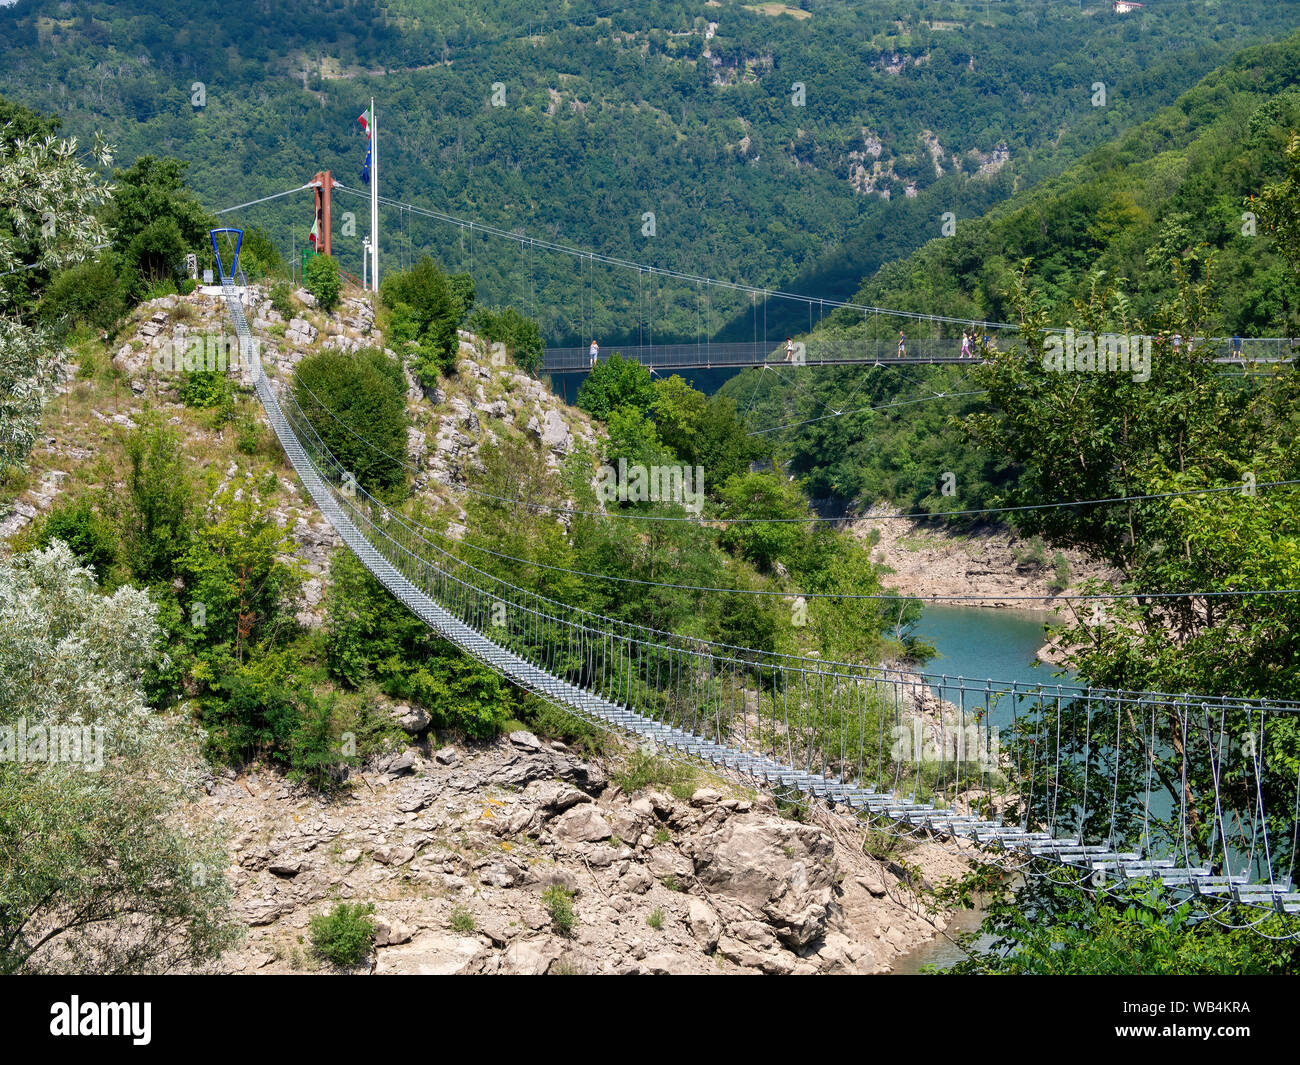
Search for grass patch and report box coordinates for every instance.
[612,749,698,796]
[543,884,576,937]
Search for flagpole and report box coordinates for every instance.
[370,96,379,292]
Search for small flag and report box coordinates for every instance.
[308,215,320,246]
[357,107,372,137]
[361,141,372,185]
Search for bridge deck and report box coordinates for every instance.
[543,338,1300,373]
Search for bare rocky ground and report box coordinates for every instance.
[205,730,972,975]
[856,506,1121,609]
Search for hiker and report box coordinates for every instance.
[589,340,599,368]
[960,331,972,359]
[785,336,795,362]
[897,330,906,358]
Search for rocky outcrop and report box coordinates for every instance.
[201,732,961,975]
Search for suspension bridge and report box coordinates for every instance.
[220,181,1298,386]
[213,226,1300,926]
[540,337,1300,374]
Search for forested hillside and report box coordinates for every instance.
[729,29,1300,514]
[3,0,1300,343]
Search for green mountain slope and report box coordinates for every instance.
[3,0,1299,344]
[723,29,1300,511]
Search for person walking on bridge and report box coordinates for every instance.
[589,340,599,369]
[784,337,795,362]
[960,330,972,359]
[897,330,906,358]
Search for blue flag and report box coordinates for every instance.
[361,141,372,185]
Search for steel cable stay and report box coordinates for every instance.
[287,373,1300,603]
[334,183,1021,332]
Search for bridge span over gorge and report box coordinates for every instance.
[201,190,1300,930]
[211,282,1299,931]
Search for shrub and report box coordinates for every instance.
[612,750,697,796]
[40,257,123,331]
[287,693,355,791]
[449,906,475,933]
[114,414,193,584]
[292,346,408,495]
[647,907,665,930]
[31,497,117,579]
[309,902,376,966]
[241,226,284,280]
[381,256,471,385]
[303,253,341,312]
[1050,551,1071,594]
[576,352,655,421]
[269,280,294,319]
[543,884,576,937]
[179,369,235,416]
[234,405,272,456]
[468,304,543,375]
[1015,535,1049,571]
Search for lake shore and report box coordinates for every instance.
[853,505,1118,665]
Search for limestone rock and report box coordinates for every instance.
[687,898,721,952]
[552,804,612,843]
[687,818,837,949]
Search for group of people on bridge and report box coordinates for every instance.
[581,326,990,372]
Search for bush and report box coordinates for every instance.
[40,257,123,331]
[1050,551,1071,594]
[303,253,341,313]
[380,256,466,385]
[269,280,294,319]
[1014,535,1049,572]
[468,304,544,375]
[543,885,576,937]
[240,226,284,280]
[114,414,193,584]
[288,693,355,791]
[31,497,117,580]
[576,352,655,421]
[309,902,376,966]
[449,906,475,933]
[179,369,235,416]
[292,346,408,495]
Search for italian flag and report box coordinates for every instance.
[357,106,372,137]
[308,216,320,246]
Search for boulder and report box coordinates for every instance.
[552,805,612,843]
[503,938,565,975]
[686,817,837,949]
[374,932,487,975]
[392,703,432,736]
[686,898,721,952]
[374,916,414,947]
[509,730,544,752]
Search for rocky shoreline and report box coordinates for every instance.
[855,504,1121,609]
[854,505,1119,665]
